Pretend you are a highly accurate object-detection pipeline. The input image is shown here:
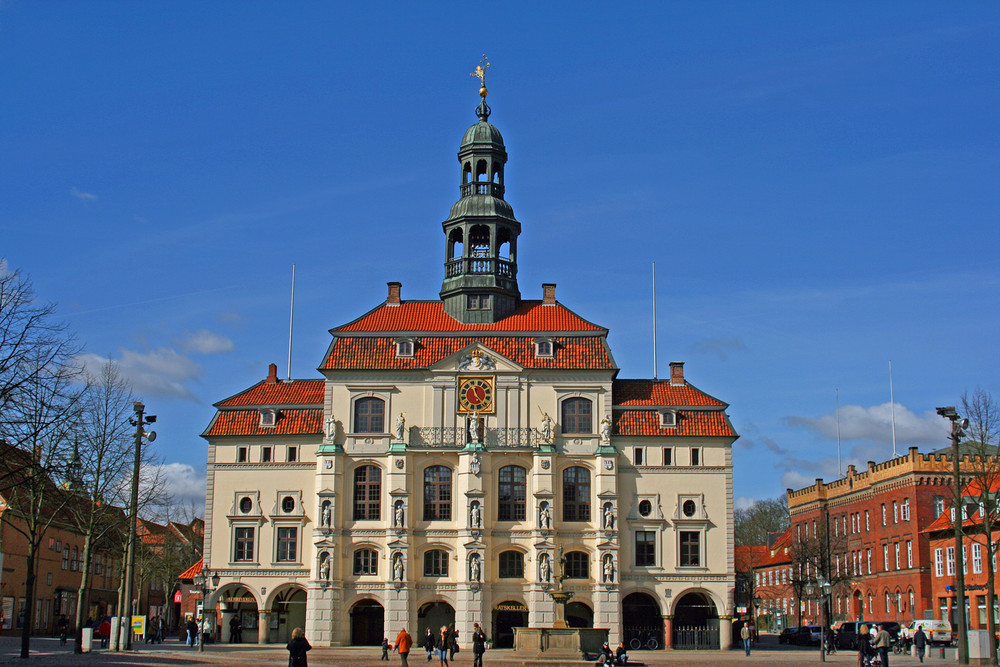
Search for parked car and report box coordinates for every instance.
[778,627,798,644]
[833,621,865,650]
[795,625,823,646]
[900,619,954,646]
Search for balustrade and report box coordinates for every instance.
[411,427,537,449]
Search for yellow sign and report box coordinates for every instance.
[131,616,145,635]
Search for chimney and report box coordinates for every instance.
[669,361,685,385]
[387,282,402,306]
[266,363,278,384]
[542,283,556,305]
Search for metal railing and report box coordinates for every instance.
[444,257,516,278]
[460,182,505,198]
[673,625,719,650]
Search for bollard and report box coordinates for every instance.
[81,627,93,653]
[109,617,121,651]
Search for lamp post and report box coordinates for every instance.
[193,570,219,653]
[938,406,970,665]
[119,402,156,651]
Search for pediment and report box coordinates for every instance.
[597,490,618,499]
[389,488,409,497]
[387,537,408,548]
[430,343,523,373]
[534,538,554,549]
[465,489,485,498]
[533,490,554,498]
[317,488,337,496]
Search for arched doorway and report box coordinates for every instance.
[672,591,719,650]
[217,585,259,644]
[492,600,528,648]
[271,586,307,644]
[566,602,593,628]
[350,599,384,646]
[853,590,864,621]
[417,601,455,639]
[622,593,663,650]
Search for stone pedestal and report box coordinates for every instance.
[513,627,609,659]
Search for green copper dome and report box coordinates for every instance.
[461,120,505,150]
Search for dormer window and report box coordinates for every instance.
[534,338,554,358]
[659,410,677,428]
[260,409,277,427]
[394,338,415,358]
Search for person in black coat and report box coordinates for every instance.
[423,628,436,662]
[287,627,311,667]
[446,623,459,660]
[471,623,487,667]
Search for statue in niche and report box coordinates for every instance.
[470,502,481,528]
[393,554,404,581]
[538,409,553,444]
[603,554,615,583]
[394,412,406,441]
[325,414,337,441]
[321,501,332,527]
[319,553,330,581]
[468,412,481,444]
[539,554,551,582]
[600,415,612,445]
[538,502,551,530]
[603,503,614,529]
[469,555,481,582]
[394,502,405,528]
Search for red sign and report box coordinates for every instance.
[173,591,183,603]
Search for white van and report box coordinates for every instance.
[902,619,953,646]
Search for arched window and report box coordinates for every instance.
[498,465,527,521]
[561,398,592,434]
[354,397,385,433]
[565,551,589,579]
[423,549,449,577]
[353,548,378,575]
[353,465,381,520]
[498,550,523,578]
[476,160,488,182]
[562,466,591,522]
[463,162,471,184]
[423,466,452,521]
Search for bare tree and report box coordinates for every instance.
[735,496,789,546]
[789,516,852,631]
[960,388,1000,666]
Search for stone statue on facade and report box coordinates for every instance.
[319,554,330,581]
[538,409,553,444]
[394,412,406,441]
[468,411,481,444]
[600,415,612,445]
[539,503,551,530]
[470,452,481,476]
[603,503,614,529]
[321,501,332,527]
[540,553,551,582]
[603,554,615,583]
[394,502,404,528]
[325,414,337,441]
[469,555,481,582]
[470,502,481,528]
[459,348,495,371]
[393,554,404,581]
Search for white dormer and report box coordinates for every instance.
[533,337,555,358]
[659,410,677,428]
[394,337,416,358]
[260,409,277,427]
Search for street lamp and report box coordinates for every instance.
[193,570,219,653]
[938,405,970,665]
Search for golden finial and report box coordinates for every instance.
[470,54,490,98]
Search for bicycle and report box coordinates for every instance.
[628,631,659,650]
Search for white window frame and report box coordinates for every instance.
[935,548,944,577]
[947,546,956,576]
[973,542,983,574]
[907,541,913,568]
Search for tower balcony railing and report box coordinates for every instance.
[444,257,517,278]
[410,427,538,449]
[460,182,505,198]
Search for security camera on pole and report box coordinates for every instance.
[937,406,970,665]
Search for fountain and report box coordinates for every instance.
[512,547,609,662]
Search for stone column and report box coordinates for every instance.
[662,615,673,649]
[718,615,732,650]
[258,610,272,644]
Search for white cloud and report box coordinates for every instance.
[781,470,816,490]
[179,329,234,354]
[76,347,203,400]
[139,462,205,518]
[70,186,97,202]
[786,402,949,447]
[735,496,757,511]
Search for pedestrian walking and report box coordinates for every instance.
[741,623,752,656]
[471,623,486,667]
[395,627,413,667]
[874,623,891,667]
[286,627,311,667]
[230,614,243,643]
[154,614,164,643]
[98,618,111,649]
[186,616,199,647]
[423,628,436,661]
[381,637,391,661]
[57,614,69,645]
[446,622,459,661]
[438,626,450,666]
[913,626,927,663]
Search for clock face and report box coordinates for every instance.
[458,377,495,413]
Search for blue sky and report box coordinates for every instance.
[3,3,998,513]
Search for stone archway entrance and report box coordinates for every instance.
[492,601,528,649]
[622,592,663,650]
[350,599,384,646]
[271,586,307,644]
[853,590,864,621]
[672,592,719,650]
[566,602,593,628]
[417,601,455,639]
[217,585,259,644]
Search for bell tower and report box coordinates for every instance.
[440,58,522,324]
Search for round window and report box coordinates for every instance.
[282,496,295,513]
[638,500,652,517]
[239,497,252,513]
[682,499,697,517]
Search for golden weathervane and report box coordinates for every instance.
[470,54,490,97]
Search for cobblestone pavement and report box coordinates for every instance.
[0,636,962,666]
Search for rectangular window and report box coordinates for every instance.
[633,448,644,466]
[690,448,700,466]
[883,545,889,571]
[973,543,983,574]
[865,510,870,531]
[903,498,910,521]
[895,543,900,570]
[237,447,247,463]
[935,548,944,576]
[851,514,857,533]
[423,550,449,577]
[261,446,272,463]
[947,546,956,576]
[276,527,297,562]
[287,446,297,462]
[978,596,987,625]
[662,448,672,466]
[679,531,701,567]
[867,548,872,574]
[907,541,913,568]
[893,501,898,523]
[61,549,69,570]
[882,504,887,526]
[934,496,945,518]
[635,531,656,566]
[234,527,255,562]
[353,549,378,575]
[467,294,490,310]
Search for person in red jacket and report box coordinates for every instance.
[394,627,413,667]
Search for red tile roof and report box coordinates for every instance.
[216,379,324,407]
[321,336,613,370]
[612,379,727,407]
[736,545,768,571]
[202,408,323,437]
[612,409,737,438]
[178,558,202,581]
[332,301,606,333]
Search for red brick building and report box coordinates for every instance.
[744,531,799,628]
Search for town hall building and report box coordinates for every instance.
[201,79,739,650]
